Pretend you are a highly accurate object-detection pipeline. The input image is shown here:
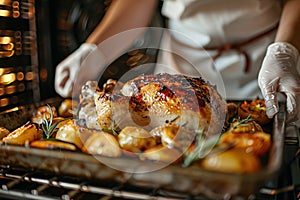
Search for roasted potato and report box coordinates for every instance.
[0,127,10,140]
[118,126,157,152]
[2,123,41,145]
[220,131,271,156]
[55,119,84,148]
[221,118,271,156]
[30,140,77,151]
[200,148,262,173]
[83,132,121,157]
[150,125,194,151]
[31,105,57,124]
[141,145,182,163]
[58,99,78,117]
[228,120,263,134]
[238,99,272,125]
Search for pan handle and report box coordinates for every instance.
[270,102,286,169]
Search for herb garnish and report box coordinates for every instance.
[231,115,254,130]
[183,129,220,167]
[101,120,120,136]
[101,127,119,136]
[40,104,67,140]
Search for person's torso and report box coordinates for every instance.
[161,0,282,47]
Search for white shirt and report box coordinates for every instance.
[155,0,282,99]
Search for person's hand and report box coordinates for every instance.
[258,42,300,122]
[55,43,97,98]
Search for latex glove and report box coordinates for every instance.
[55,43,97,98]
[258,42,300,122]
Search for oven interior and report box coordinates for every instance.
[0,0,162,112]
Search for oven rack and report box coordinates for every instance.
[0,164,289,200]
[0,165,185,200]
[0,161,298,200]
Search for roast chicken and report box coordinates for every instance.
[79,73,227,139]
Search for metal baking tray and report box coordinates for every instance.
[0,100,286,199]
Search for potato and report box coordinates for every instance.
[150,125,194,150]
[222,119,271,156]
[55,120,83,148]
[2,123,40,145]
[200,148,262,173]
[31,105,57,124]
[220,131,271,156]
[229,120,263,134]
[30,140,77,151]
[83,132,121,157]
[238,99,272,126]
[58,99,78,117]
[140,145,182,163]
[118,126,157,152]
[0,127,10,140]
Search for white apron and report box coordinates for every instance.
[155,0,282,99]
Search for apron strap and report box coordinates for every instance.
[205,25,278,73]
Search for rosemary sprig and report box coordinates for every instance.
[231,115,254,130]
[40,104,67,140]
[101,127,119,136]
[101,120,120,136]
[183,129,220,167]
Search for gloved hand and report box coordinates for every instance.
[55,43,97,98]
[258,42,300,122]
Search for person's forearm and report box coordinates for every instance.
[86,0,159,44]
[275,0,300,51]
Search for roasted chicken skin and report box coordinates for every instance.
[82,73,227,140]
[94,79,127,131]
[118,73,227,135]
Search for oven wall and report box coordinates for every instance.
[0,0,40,111]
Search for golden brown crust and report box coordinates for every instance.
[119,73,227,133]
[122,73,223,113]
[200,148,262,173]
[220,131,271,156]
[2,123,40,145]
[0,127,10,140]
[30,140,77,151]
[83,132,122,157]
[238,99,272,126]
[220,120,271,156]
[118,126,157,152]
[141,145,182,163]
[55,120,84,149]
[31,105,58,124]
[58,99,78,117]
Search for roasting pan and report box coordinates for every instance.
[0,99,286,199]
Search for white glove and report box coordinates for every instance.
[55,43,97,98]
[258,42,300,122]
